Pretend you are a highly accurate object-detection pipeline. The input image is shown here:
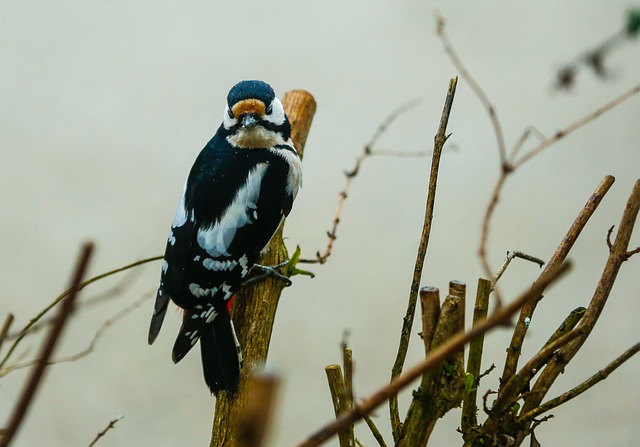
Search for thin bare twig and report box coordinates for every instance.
[435,13,508,168]
[295,262,571,447]
[4,268,142,342]
[514,83,640,167]
[87,415,124,447]
[1,291,152,377]
[518,341,640,421]
[0,255,162,370]
[509,126,547,165]
[492,251,545,285]
[301,99,422,264]
[389,77,457,440]
[1,243,93,447]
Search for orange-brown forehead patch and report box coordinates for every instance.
[231,98,266,118]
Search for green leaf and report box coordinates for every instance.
[464,373,476,394]
[285,245,315,278]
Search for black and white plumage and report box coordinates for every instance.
[148,80,302,395]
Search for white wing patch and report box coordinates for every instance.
[202,254,250,276]
[197,163,268,257]
[172,179,190,228]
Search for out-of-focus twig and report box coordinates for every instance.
[389,77,457,440]
[1,243,93,447]
[295,262,571,447]
[0,314,14,353]
[4,268,142,342]
[87,415,124,447]
[0,291,152,377]
[0,255,162,370]
[236,373,280,447]
[435,13,507,167]
[553,8,640,90]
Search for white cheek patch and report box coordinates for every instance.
[197,163,268,257]
[264,98,286,126]
[223,105,237,130]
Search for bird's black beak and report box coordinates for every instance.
[241,113,259,129]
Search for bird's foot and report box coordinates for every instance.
[250,263,293,287]
[241,247,315,289]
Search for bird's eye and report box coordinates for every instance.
[227,108,234,119]
[266,103,273,114]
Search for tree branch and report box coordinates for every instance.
[519,179,640,424]
[295,262,571,447]
[500,175,615,386]
[389,76,458,441]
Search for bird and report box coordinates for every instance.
[148,80,302,395]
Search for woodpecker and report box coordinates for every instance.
[148,80,302,395]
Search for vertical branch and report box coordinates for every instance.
[210,90,316,447]
[325,365,355,447]
[397,282,466,447]
[1,243,93,447]
[461,278,492,433]
[342,343,354,410]
[419,287,441,357]
[389,77,458,440]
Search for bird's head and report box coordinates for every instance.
[222,80,290,149]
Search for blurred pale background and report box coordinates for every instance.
[1,1,639,446]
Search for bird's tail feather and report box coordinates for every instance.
[148,289,170,345]
[200,312,241,395]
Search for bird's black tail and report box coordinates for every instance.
[199,312,241,395]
